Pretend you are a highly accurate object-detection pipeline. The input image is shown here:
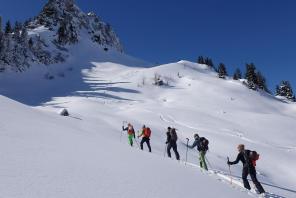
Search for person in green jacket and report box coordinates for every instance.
[122,123,135,146]
[188,134,209,170]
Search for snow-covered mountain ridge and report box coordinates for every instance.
[0,0,122,72]
[34,0,122,51]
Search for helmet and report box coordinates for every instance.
[142,125,146,128]
[194,133,199,139]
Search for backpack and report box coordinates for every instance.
[144,128,151,138]
[128,127,135,135]
[249,151,260,166]
[170,129,178,141]
[198,137,209,151]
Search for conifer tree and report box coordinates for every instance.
[28,37,34,49]
[20,26,29,61]
[233,68,242,80]
[20,26,28,43]
[0,32,5,72]
[5,20,12,34]
[245,63,257,90]
[217,63,227,79]
[205,57,214,68]
[256,71,269,92]
[13,21,22,42]
[276,81,295,102]
[0,16,2,33]
[14,21,22,33]
[275,85,280,96]
[197,56,205,64]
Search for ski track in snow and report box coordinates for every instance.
[179,161,291,198]
[159,114,296,153]
[118,141,290,198]
[159,113,296,197]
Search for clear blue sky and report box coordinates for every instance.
[1,0,296,92]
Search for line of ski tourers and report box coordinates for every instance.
[122,122,266,195]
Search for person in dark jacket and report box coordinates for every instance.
[166,127,180,160]
[189,133,208,170]
[228,144,265,194]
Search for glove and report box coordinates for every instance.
[134,134,136,138]
[165,141,168,144]
[227,161,231,165]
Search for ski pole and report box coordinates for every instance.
[164,144,167,158]
[134,135,140,148]
[205,156,213,169]
[227,157,233,185]
[185,138,189,165]
[120,121,127,142]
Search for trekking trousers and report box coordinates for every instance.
[199,151,208,170]
[242,166,265,194]
[128,134,134,146]
[140,137,152,152]
[167,142,180,160]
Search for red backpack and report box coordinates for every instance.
[249,151,260,166]
[144,128,151,137]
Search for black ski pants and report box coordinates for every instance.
[167,141,180,160]
[140,137,151,152]
[242,166,265,194]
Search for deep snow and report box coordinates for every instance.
[1,30,296,198]
[0,95,255,198]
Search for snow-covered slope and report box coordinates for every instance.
[0,1,296,197]
[0,95,253,198]
[0,35,148,105]
[0,44,296,197]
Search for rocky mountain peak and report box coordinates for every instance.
[46,0,75,11]
[34,0,123,52]
[0,0,123,73]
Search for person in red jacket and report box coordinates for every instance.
[138,125,152,152]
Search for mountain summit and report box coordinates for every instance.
[0,0,123,72]
[35,0,122,50]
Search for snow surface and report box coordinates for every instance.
[1,33,296,198]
